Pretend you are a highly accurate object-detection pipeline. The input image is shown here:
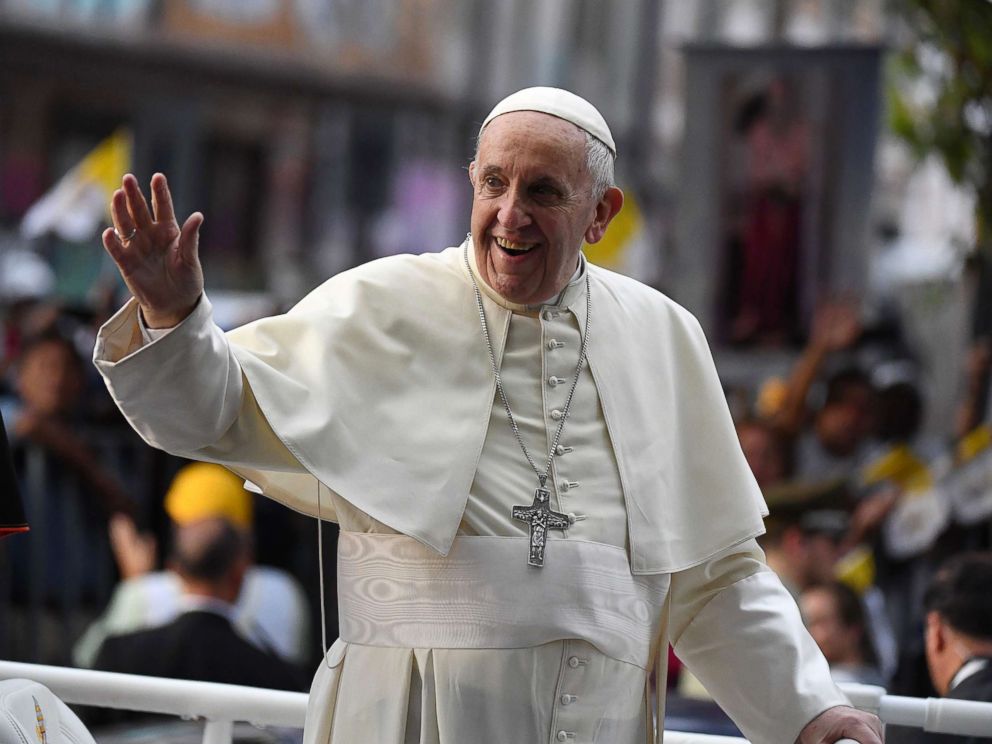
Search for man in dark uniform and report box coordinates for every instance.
[888,552,992,743]
[94,516,306,691]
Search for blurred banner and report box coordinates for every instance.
[20,129,132,242]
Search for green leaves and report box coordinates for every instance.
[887,0,992,250]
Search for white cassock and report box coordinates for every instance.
[94,241,848,744]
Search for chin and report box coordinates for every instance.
[493,280,539,304]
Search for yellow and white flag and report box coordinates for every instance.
[583,187,657,283]
[21,129,132,242]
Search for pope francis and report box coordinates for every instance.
[94,88,883,744]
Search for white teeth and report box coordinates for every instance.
[495,236,537,252]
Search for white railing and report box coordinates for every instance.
[2,661,992,744]
[842,681,992,738]
[0,661,306,744]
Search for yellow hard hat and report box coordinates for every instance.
[164,463,253,529]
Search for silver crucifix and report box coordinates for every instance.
[511,486,571,567]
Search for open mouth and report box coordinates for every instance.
[495,236,538,257]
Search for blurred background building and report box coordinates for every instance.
[0,0,980,423]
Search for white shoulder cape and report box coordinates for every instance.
[223,244,766,574]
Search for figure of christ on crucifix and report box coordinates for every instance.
[512,485,571,567]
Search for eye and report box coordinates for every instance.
[482,175,504,191]
[530,184,561,202]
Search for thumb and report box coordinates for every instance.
[179,212,204,265]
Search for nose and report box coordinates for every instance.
[497,186,531,231]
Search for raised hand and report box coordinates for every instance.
[810,299,862,353]
[102,173,204,328]
[109,513,157,579]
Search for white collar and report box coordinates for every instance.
[950,657,989,691]
[178,594,238,623]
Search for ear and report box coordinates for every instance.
[926,611,947,653]
[584,187,624,244]
[468,161,477,188]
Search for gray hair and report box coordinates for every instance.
[584,133,615,200]
[474,126,616,200]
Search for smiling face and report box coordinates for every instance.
[469,111,621,305]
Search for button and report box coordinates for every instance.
[560,481,570,492]
[548,376,565,387]
[567,656,586,668]
[556,731,574,742]
[551,409,563,421]
[568,513,587,524]
[560,694,576,705]
[555,445,573,456]
[547,339,565,350]
[543,309,559,321]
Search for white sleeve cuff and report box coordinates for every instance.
[138,309,177,344]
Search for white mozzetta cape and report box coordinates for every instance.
[95,243,849,743]
[100,243,767,574]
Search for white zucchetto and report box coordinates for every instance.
[480,87,616,156]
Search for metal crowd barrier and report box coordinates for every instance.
[2,661,992,744]
[0,661,306,744]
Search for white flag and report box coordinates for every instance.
[21,129,132,242]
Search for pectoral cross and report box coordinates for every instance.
[511,486,571,567]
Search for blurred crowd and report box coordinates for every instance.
[1,244,991,728]
[0,257,334,702]
[714,268,992,704]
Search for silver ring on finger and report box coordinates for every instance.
[115,227,137,244]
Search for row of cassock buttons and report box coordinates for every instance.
[555,655,588,741]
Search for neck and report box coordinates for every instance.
[465,238,585,313]
[181,579,239,605]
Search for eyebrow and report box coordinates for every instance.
[479,165,504,179]
[479,165,565,191]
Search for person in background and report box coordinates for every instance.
[801,581,885,687]
[75,462,311,668]
[1,332,133,663]
[92,515,307,691]
[794,368,876,483]
[886,552,992,744]
[736,417,793,491]
[771,300,875,483]
[759,484,849,600]
[2,333,131,516]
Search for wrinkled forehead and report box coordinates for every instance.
[476,111,588,171]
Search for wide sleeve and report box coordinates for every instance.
[668,539,850,744]
[93,294,301,474]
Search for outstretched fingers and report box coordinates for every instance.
[122,173,154,229]
[150,172,176,225]
[111,188,135,237]
[102,226,124,262]
[178,212,204,264]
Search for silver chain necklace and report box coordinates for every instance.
[463,242,591,566]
